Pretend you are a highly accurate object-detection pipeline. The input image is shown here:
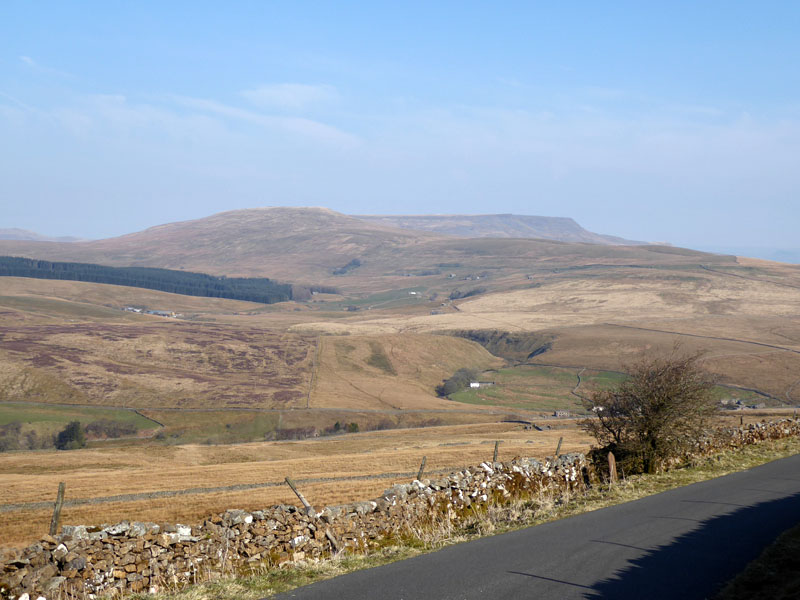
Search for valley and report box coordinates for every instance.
[2,208,800,549]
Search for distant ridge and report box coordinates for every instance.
[0,228,82,243]
[353,214,647,245]
[1,211,645,246]
[0,207,711,293]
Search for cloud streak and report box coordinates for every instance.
[1,82,798,245]
[172,95,358,146]
[18,55,73,79]
[241,83,338,110]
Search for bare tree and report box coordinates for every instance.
[581,349,716,474]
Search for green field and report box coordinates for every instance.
[709,386,765,404]
[140,410,281,445]
[0,402,159,427]
[448,365,623,413]
[447,365,768,413]
[0,402,162,451]
[321,286,429,311]
[0,295,138,320]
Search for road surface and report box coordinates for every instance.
[273,453,800,599]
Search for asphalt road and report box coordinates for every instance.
[272,453,800,600]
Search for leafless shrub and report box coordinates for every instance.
[580,347,716,474]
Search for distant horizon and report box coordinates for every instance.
[2,2,798,250]
[3,206,799,264]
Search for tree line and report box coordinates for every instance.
[435,368,479,397]
[0,419,137,452]
[0,256,302,304]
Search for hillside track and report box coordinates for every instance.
[605,323,800,355]
[273,453,800,600]
[526,360,781,403]
[571,367,586,400]
[1,400,526,417]
[700,264,800,291]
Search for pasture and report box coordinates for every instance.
[0,421,590,548]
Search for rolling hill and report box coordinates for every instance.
[353,213,646,245]
[2,206,800,428]
[0,207,731,296]
[0,228,82,243]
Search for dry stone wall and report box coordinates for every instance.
[2,418,799,600]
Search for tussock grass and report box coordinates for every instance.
[714,517,800,599]
[118,547,421,600]
[365,341,396,375]
[122,436,800,600]
[0,422,591,548]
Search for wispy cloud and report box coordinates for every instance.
[2,80,797,246]
[0,91,33,110]
[19,55,73,79]
[240,83,338,110]
[2,88,357,147]
[172,95,357,146]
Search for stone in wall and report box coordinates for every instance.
[2,418,799,600]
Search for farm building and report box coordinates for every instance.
[469,381,495,389]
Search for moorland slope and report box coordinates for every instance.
[0,207,734,296]
[2,207,800,429]
[354,213,644,245]
[3,207,800,552]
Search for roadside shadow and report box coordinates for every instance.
[585,491,800,600]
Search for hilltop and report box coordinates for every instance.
[0,207,721,295]
[2,206,800,550]
[354,213,646,245]
[2,205,800,435]
[0,228,82,243]
[0,208,440,286]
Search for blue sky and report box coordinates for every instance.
[1,2,798,254]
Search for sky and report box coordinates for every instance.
[1,2,799,256]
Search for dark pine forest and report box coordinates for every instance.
[0,256,297,304]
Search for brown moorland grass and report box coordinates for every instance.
[0,287,510,414]
[135,407,512,446]
[291,269,800,336]
[127,430,800,600]
[0,208,744,292]
[286,273,800,405]
[0,277,270,316]
[0,412,786,550]
[309,334,503,411]
[0,422,591,548]
[3,218,800,558]
[3,254,800,415]
[715,520,800,600]
[0,321,316,409]
[528,322,800,403]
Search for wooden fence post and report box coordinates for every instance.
[607,452,618,484]
[555,436,563,457]
[49,482,66,536]
[285,477,315,516]
[493,440,499,462]
[417,456,427,480]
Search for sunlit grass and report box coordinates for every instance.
[715,521,800,600]
[127,436,800,600]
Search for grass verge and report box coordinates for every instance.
[714,519,800,600]
[126,436,800,600]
